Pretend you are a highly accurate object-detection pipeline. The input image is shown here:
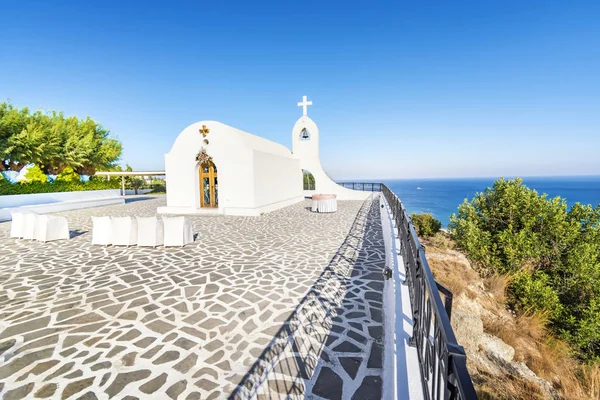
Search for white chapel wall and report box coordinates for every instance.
[252,150,303,213]
[163,121,257,213]
[161,121,303,216]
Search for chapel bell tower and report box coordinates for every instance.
[292,95,321,167]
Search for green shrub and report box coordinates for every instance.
[22,165,48,183]
[509,271,562,318]
[0,179,120,195]
[149,182,166,194]
[56,166,80,183]
[411,212,442,237]
[449,177,600,360]
[559,299,600,358]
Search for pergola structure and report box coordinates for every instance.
[94,171,166,195]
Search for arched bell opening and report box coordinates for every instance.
[300,127,311,140]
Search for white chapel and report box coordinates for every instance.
[157,96,369,216]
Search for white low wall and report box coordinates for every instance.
[124,189,154,195]
[0,189,123,222]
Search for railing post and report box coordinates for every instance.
[445,293,453,322]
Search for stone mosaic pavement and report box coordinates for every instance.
[0,195,385,400]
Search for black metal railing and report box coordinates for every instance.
[341,182,477,400]
[337,182,382,192]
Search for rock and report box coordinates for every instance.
[488,353,560,399]
[480,333,514,362]
[451,309,483,353]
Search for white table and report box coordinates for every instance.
[311,195,338,213]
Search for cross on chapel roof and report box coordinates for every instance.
[199,125,210,137]
[297,95,312,116]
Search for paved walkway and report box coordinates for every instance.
[0,195,385,400]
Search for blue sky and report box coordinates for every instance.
[1,0,599,179]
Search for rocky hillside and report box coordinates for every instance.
[422,233,599,400]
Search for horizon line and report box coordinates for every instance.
[334,173,600,181]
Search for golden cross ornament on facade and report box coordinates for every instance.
[199,125,210,137]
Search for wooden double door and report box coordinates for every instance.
[199,161,218,208]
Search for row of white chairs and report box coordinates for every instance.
[91,216,194,247]
[10,212,70,242]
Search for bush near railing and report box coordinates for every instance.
[0,179,120,196]
[411,212,442,238]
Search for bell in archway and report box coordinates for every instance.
[300,128,310,139]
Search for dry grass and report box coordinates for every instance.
[423,232,478,298]
[484,310,547,362]
[546,357,600,400]
[483,274,511,304]
[425,231,455,251]
[475,370,548,400]
[481,294,600,399]
[428,257,478,298]
[578,363,600,400]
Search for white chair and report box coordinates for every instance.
[163,216,194,247]
[22,212,38,240]
[136,216,164,247]
[111,217,138,246]
[91,216,112,245]
[10,212,27,238]
[34,215,70,242]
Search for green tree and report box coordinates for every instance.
[123,165,145,194]
[449,178,600,360]
[0,103,30,171]
[129,177,145,195]
[0,102,122,173]
[411,213,442,237]
[6,111,61,174]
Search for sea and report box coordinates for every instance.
[380,176,600,227]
